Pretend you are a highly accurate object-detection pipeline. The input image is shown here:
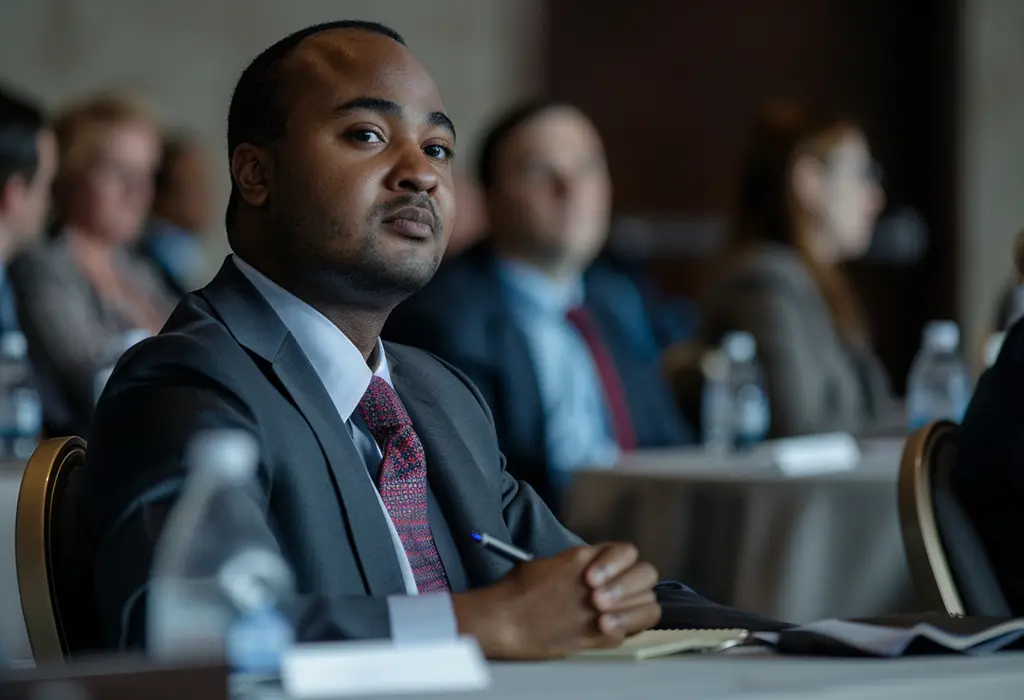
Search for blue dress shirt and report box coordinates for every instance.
[496,258,619,487]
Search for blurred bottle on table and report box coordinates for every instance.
[0,331,42,460]
[148,429,295,674]
[906,321,971,429]
[700,348,733,454]
[722,332,771,448]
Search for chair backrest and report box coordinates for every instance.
[15,437,88,662]
[898,420,1011,616]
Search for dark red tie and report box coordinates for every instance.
[357,376,450,593]
[566,306,637,451]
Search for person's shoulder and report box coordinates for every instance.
[112,295,248,385]
[7,239,75,280]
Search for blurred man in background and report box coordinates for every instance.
[386,100,695,509]
[140,133,215,295]
[0,86,57,336]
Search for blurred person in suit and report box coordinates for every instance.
[696,101,896,438]
[9,93,176,437]
[139,133,215,296]
[444,172,487,257]
[82,21,783,657]
[957,229,1024,614]
[384,100,695,509]
[0,86,57,336]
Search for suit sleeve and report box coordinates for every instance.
[85,360,396,650]
[9,250,127,426]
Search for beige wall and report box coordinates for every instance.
[961,0,1024,363]
[0,0,543,271]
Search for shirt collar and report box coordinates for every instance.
[496,257,585,316]
[232,255,391,423]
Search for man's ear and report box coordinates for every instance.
[230,144,271,209]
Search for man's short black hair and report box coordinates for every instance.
[0,84,46,190]
[475,98,572,191]
[225,20,406,236]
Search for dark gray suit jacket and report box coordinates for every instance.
[699,244,897,438]
[80,259,783,651]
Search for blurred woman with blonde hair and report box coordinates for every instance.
[9,92,176,436]
[697,100,895,437]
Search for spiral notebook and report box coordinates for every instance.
[570,628,750,660]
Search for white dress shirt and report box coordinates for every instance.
[233,256,455,639]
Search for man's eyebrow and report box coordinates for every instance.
[334,97,456,140]
[427,111,456,141]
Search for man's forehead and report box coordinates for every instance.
[282,30,442,107]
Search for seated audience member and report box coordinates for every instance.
[0,86,57,336]
[9,93,176,437]
[81,22,783,657]
[140,133,215,296]
[956,236,1024,614]
[385,100,695,508]
[697,101,896,438]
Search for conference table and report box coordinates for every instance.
[242,652,1024,699]
[0,458,31,663]
[564,437,920,624]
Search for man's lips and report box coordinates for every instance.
[382,206,436,238]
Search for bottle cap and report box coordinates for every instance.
[722,331,756,363]
[186,429,259,483]
[923,320,960,352]
[0,331,28,360]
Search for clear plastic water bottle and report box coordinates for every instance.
[0,332,42,460]
[721,332,771,448]
[148,429,295,673]
[906,321,972,429]
[701,348,733,454]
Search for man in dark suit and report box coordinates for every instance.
[384,101,695,508]
[82,21,781,659]
[0,86,57,336]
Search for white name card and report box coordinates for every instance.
[281,636,490,698]
[770,432,861,477]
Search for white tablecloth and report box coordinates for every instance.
[248,653,1024,700]
[0,459,30,663]
[564,439,919,624]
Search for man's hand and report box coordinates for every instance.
[583,542,660,637]
[452,544,660,660]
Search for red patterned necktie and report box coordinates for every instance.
[357,376,450,593]
[566,306,637,451]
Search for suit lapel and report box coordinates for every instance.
[389,353,507,585]
[201,259,407,597]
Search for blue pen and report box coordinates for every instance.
[471,530,535,563]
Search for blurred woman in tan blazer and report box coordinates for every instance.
[10,93,176,436]
[698,101,896,438]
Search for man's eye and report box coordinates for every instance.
[424,144,454,162]
[350,130,384,143]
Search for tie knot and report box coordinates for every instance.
[358,375,411,437]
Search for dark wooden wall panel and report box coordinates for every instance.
[546,0,960,392]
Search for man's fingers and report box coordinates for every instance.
[584,542,639,588]
[598,601,662,638]
[592,561,659,611]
